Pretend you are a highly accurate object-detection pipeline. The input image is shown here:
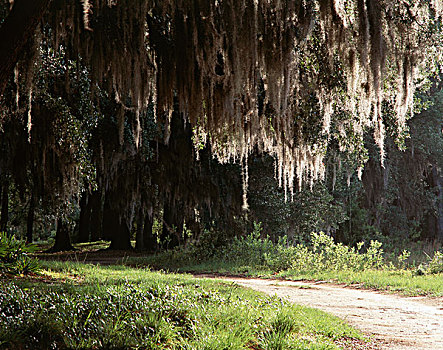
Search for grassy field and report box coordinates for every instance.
[0,261,366,349]
[34,235,443,297]
[123,232,443,297]
[31,233,443,298]
[125,255,443,297]
[4,234,441,348]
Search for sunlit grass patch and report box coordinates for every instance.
[275,269,443,297]
[74,240,111,251]
[0,261,365,349]
[134,231,443,297]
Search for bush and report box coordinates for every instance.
[221,228,386,273]
[0,232,40,275]
[220,222,274,267]
[426,251,443,274]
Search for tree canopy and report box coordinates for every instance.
[0,1,442,251]
[1,0,441,194]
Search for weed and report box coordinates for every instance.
[217,231,386,274]
[425,251,443,274]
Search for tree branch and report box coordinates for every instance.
[0,0,51,97]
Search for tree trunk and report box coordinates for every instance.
[107,213,132,250]
[102,193,113,241]
[47,218,75,252]
[89,190,103,241]
[77,192,91,243]
[161,200,182,250]
[103,192,132,250]
[432,166,443,242]
[26,192,35,243]
[136,207,157,252]
[0,0,51,96]
[135,210,144,251]
[143,209,157,252]
[0,181,9,232]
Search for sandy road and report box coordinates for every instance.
[199,277,443,350]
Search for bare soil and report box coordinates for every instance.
[203,276,443,350]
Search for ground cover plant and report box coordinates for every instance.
[0,262,365,349]
[0,232,40,275]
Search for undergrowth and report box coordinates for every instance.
[0,232,40,275]
[136,225,443,275]
[128,225,443,296]
[220,228,385,273]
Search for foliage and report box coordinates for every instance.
[249,156,347,242]
[217,222,272,267]
[396,250,411,270]
[220,231,385,274]
[0,232,39,275]
[138,227,443,296]
[424,251,443,274]
[0,264,363,349]
[0,0,442,263]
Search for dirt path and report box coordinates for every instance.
[198,276,443,350]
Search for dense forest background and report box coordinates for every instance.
[1,58,442,254]
[0,1,442,255]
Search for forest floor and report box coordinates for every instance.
[36,249,443,350]
[195,275,443,350]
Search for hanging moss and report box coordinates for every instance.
[2,0,442,195]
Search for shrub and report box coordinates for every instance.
[426,251,443,274]
[219,222,274,267]
[222,229,386,273]
[0,232,40,275]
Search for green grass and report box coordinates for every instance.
[123,230,443,298]
[276,268,443,296]
[127,254,443,297]
[35,231,443,299]
[35,240,112,252]
[73,240,112,250]
[0,261,365,349]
